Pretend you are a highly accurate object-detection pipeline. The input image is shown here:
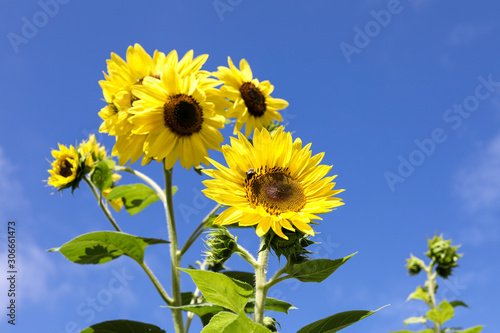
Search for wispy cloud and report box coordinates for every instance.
[0,145,29,221]
[453,132,500,244]
[448,24,492,47]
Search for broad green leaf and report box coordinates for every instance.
[454,326,484,333]
[449,300,468,308]
[168,302,225,317]
[222,271,256,287]
[288,253,356,283]
[245,297,296,314]
[403,316,427,325]
[407,286,430,303]
[80,319,165,333]
[91,160,113,191]
[426,299,454,325]
[106,184,161,216]
[201,311,271,333]
[297,305,388,333]
[181,269,254,313]
[48,231,168,264]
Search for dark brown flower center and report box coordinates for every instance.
[245,166,306,215]
[239,82,267,117]
[164,94,203,136]
[59,159,73,178]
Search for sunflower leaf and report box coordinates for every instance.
[106,184,161,216]
[426,299,454,325]
[180,269,253,314]
[91,160,113,191]
[201,311,271,333]
[287,253,356,283]
[245,297,296,314]
[47,231,168,264]
[453,326,484,333]
[297,305,388,333]
[80,319,165,333]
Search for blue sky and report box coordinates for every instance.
[1,0,500,332]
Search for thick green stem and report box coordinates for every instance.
[254,237,269,324]
[164,166,184,333]
[425,259,440,333]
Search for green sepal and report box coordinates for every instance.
[80,319,165,333]
[180,269,253,314]
[106,183,164,216]
[47,231,168,264]
[426,299,454,325]
[297,305,388,333]
[287,253,356,283]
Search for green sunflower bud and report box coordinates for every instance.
[263,317,280,332]
[263,229,316,263]
[425,234,462,278]
[405,254,425,276]
[204,227,237,270]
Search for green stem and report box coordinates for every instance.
[425,259,440,333]
[236,243,259,268]
[164,166,184,333]
[83,176,173,306]
[254,237,269,324]
[180,203,222,257]
[266,264,291,289]
[83,176,121,232]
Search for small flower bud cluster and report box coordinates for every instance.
[425,234,462,278]
[204,227,238,272]
[405,254,425,276]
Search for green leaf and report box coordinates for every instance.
[91,160,113,191]
[454,326,484,333]
[48,231,168,264]
[297,305,388,333]
[181,269,253,314]
[403,316,427,326]
[245,297,296,314]
[80,319,165,333]
[288,253,356,283]
[222,271,255,288]
[169,302,225,317]
[407,286,430,303]
[201,311,271,333]
[106,184,160,216]
[449,300,469,308]
[426,299,454,325]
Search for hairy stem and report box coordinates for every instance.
[254,237,269,324]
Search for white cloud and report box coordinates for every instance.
[453,133,500,244]
[448,24,492,47]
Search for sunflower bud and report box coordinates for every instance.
[263,317,280,332]
[425,234,462,278]
[204,227,237,271]
[405,254,425,276]
[264,229,315,263]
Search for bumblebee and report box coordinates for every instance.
[246,168,256,180]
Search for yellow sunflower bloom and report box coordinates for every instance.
[202,127,344,239]
[47,144,79,189]
[215,57,289,137]
[79,134,107,167]
[99,44,215,165]
[129,68,225,170]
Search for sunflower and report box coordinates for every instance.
[47,144,79,190]
[129,68,225,170]
[202,127,344,239]
[215,57,289,137]
[99,44,212,165]
[78,134,107,167]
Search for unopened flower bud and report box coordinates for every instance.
[405,254,424,276]
[204,227,237,269]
